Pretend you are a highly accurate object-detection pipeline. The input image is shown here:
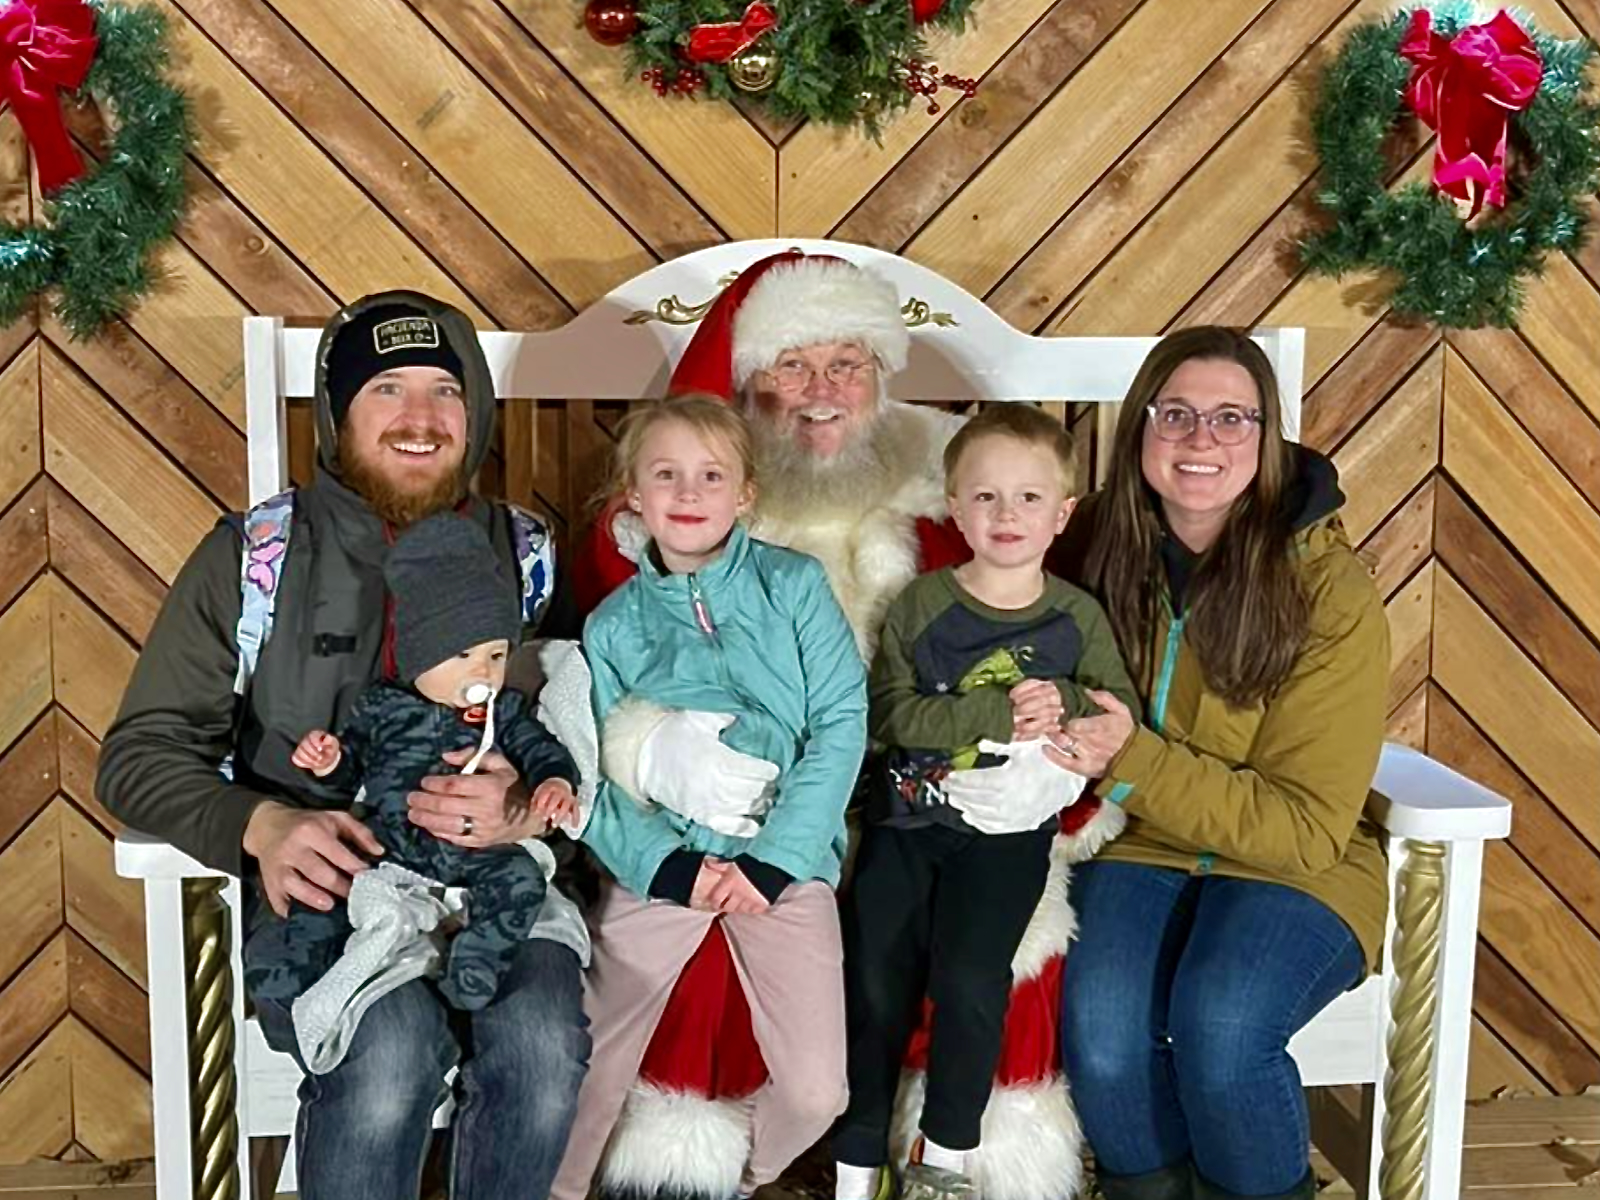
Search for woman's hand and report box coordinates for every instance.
[1009,679,1065,740]
[1048,690,1137,777]
[409,748,548,846]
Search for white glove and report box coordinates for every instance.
[941,738,1089,836]
[639,711,779,837]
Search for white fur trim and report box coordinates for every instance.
[601,696,670,804]
[734,259,909,386]
[535,639,599,836]
[1010,837,1078,982]
[1056,796,1128,864]
[611,509,650,565]
[891,1074,1085,1200]
[599,1084,752,1197]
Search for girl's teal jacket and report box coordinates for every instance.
[581,524,868,897]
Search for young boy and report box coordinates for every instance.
[833,403,1142,1200]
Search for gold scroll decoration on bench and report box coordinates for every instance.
[625,272,956,330]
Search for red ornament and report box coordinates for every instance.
[584,0,638,47]
[911,0,946,21]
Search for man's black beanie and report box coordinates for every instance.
[385,514,521,683]
[325,302,466,429]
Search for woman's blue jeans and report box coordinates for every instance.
[1060,862,1362,1196]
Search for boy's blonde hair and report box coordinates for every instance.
[943,403,1076,493]
[610,393,758,497]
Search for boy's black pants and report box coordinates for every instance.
[833,818,1056,1165]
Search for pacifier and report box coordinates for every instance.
[461,683,497,775]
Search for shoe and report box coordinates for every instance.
[1192,1168,1314,1200]
[900,1162,976,1200]
[1095,1162,1193,1200]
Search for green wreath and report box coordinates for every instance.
[0,1,192,339]
[596,0,978,130]
[1301,7,1600,328]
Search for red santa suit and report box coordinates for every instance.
[575,253,1122,1200]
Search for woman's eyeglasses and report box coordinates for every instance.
[1145,401,1264,446]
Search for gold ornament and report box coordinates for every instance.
[728,45,779,93]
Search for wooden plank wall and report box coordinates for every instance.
[1,0,1597,1163]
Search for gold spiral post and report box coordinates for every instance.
[183,878,241,1200]
[1379,840,1447,1200]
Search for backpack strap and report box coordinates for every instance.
[233,488,297,697]
[505,503,556,630]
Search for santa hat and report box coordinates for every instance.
[668,251,910,401]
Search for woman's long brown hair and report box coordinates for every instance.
[1083,327,1310,708]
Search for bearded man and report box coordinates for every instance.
[577,252,1121,1200]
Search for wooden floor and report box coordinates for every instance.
[1,1094,1595,1198]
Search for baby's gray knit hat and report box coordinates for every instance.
[385,514,520,682]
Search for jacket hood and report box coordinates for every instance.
[1283,445,1345,535]
[313,290,497,482]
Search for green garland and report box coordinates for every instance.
[0,1,192,339]
[1302,7,1600,328]
[627,0,978,130]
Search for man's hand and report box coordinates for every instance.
[706,862,770,915]
[1010,679,1065,740]
[1052,690,1137,776]
[942,739,1089,835]
[290,730,343,777]
[410,748,543,846]
[530,777,580,832]
[639,712,780,822]
[243,800,384,918]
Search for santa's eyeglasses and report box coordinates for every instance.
[1145,401,1264,446]
[764,355,876,394]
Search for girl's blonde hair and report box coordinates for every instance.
[608,393,758,498]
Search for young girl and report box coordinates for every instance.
[552,394,868,1200]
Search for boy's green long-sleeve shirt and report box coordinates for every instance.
[868,567,1141,828]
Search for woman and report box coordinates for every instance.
[1051,327,1389,1200]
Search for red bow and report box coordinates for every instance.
[685,1,777,65]
[0,0,97,195]
[1400,8,1542,218]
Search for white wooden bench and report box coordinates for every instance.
[114,238,1512,1200]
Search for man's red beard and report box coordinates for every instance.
[336,427,469,528]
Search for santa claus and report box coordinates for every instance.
[576,250,1122,1200]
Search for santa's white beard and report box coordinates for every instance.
[750,404,896,519]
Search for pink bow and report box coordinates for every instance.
[1400,8,1543,218]
[0,0,98,195]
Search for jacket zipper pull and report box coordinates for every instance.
[689,574,718,639]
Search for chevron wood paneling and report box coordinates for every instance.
[1,0,1598,1165]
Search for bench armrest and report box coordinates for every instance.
[114,829,233,881]
[1368,743,1512,842]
